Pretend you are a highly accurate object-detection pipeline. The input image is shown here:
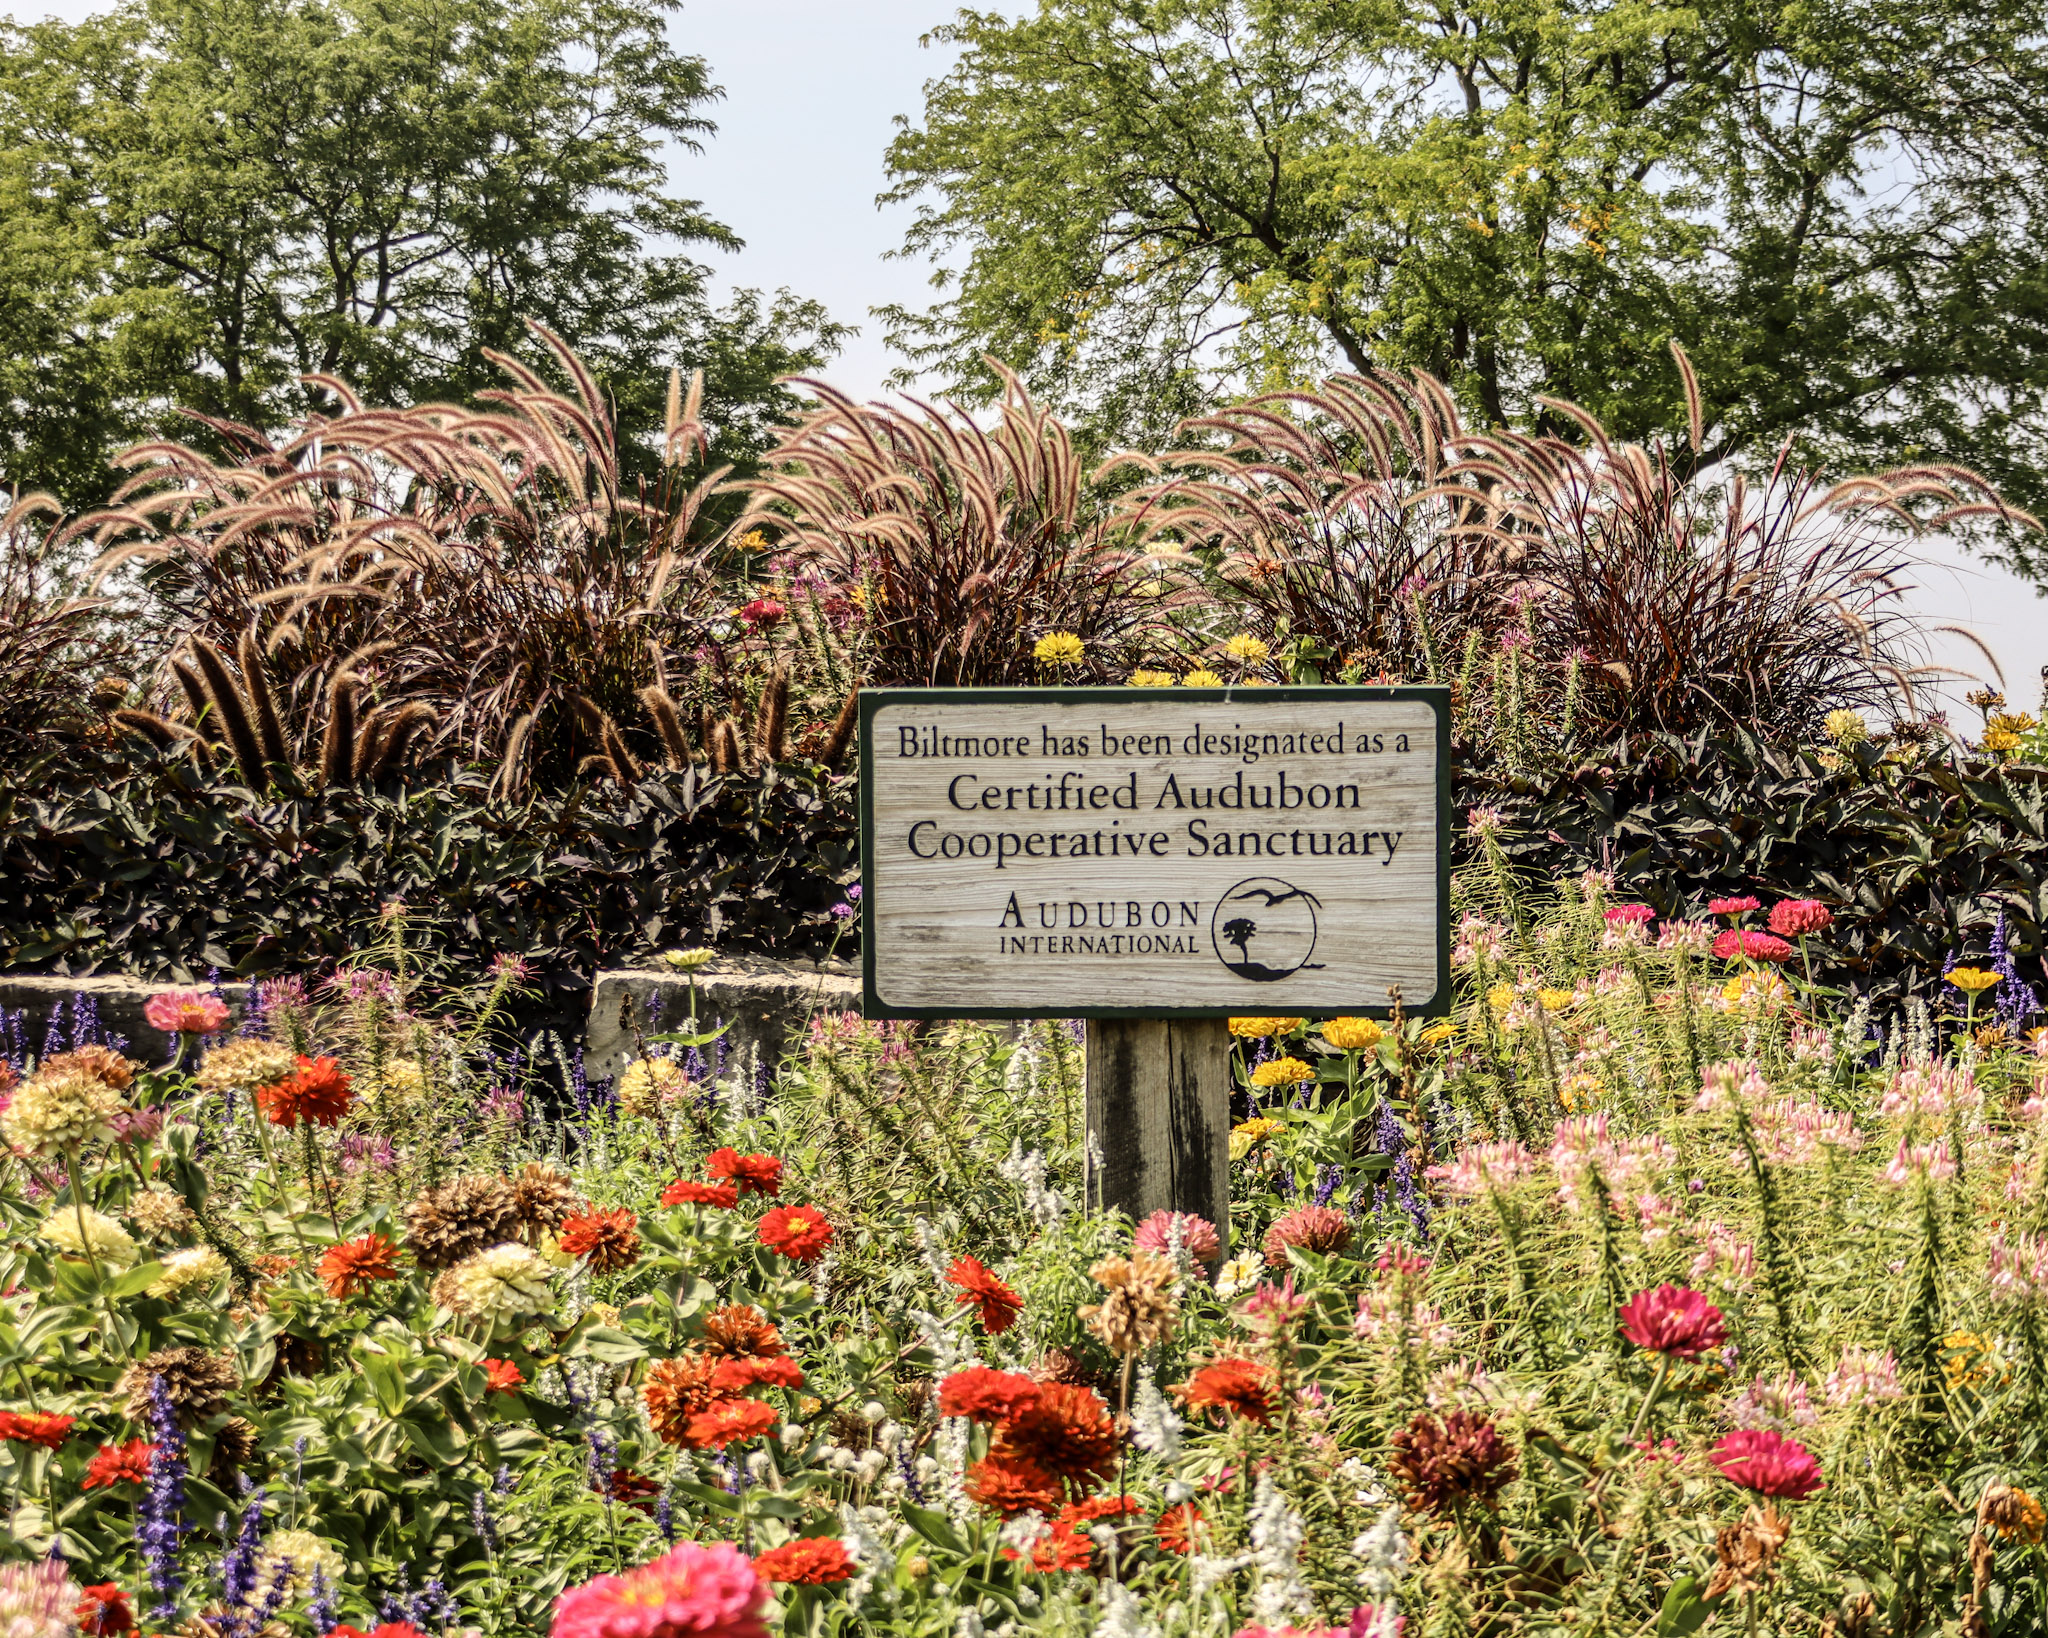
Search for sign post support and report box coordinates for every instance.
[858,686,1449,1247]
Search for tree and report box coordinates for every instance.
[0,0,843,503]
[884,0,2048,574]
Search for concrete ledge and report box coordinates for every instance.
[0,974,253,1065]
[586,954,861,1084]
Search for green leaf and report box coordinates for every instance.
[1656,1575,1714,1636]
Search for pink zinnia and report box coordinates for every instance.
[550,1540,769,1638]
[1133,1210,1222,1263]
[738,598,787,629]
[1708,1428,1824,1499]
[1617,1284,1727,1360]
[1768,899,1833,937]
[1262,1205,1352,1262]
[1708,895,1761,919]
[1711,929,1794,963]
[142,991,230,1036]
[1603,904,1654,926]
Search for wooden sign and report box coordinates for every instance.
[858,687,1449,1018]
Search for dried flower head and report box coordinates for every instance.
[38,1046,139,1091]
[1387,1408,1518,1514]
[126,1188,195,1243]
[1984,1484,2047,1543]
[1078,1252,1180,1354]
[699,1304,786,1360]
[403,1175,520,1269]
[506,1163,583,1236]
[120,1347,237,1427]
[1704,1505,1791,1600]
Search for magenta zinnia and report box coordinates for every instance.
[1768,899,1833,937]
[550,1540,769,1638]
[1708,1428,1825,1499]
[1618,1284,1727,1360]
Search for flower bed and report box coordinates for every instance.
[0,872,2044,1636]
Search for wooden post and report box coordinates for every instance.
[1085,1018,1233,1252]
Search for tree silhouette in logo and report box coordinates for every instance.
[1221,917,1258,962]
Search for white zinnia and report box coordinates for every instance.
[444,1243,555,1330]
[42,1206,138,1271]
[3,1072,122,1156]
[250,1528,345,1606]
[148,1246,229,1300]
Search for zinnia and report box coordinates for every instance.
[482,1359,525,1394]
[1604,904,1655,926]
[756,1205,833,1263]
[1249,1056,1314,1088]
[965,1453,1062,1516]
[318,1233,402,1299]
[74,1583,133,1636]
[558,1208,643,1273]
[550,1540,769,1638]
[937,1368,1041,1425]
[142,991,230,1036]
[1133,1210,1223,1264]
[1768,899,1833,937]
[1263,1204,1353,1262]
[751,1538,853,1585]
[82,1440,153,1490]
[661,1180,739,1209]
[705,1149,783,1197]
[700,1304,785,1360]
[709,1357,802,1394]
[1177,1358,1275,1425]
[255,1056,354,1127]
[1708,1428,1824,1499]
[1711,929,1794,963]
[644,1355,729,1446]
[946,1255,1023,1335]
[991,1382,1118,1487]
[1708,896,1761,919]
[1618,1284,1727,1360]
[685,1398,779,1451]
[0,1411,74,1449]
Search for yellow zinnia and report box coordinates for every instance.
[1229,1117,1283,1159]
[1229,1016,1303,1039]
[1320,1017,1384,1052]
[1823,708,1868,746]
[1248,1056,1314,1088]
[1182,668,1225,687]
[1536,988,1576,1012]
[1224,633,1270,665]
[1486,984,1519,1014]
[1034,632,1085,665]
[1128,669,1176,687]
[1420,1022,1457,1048]
[1948,967,2002,994]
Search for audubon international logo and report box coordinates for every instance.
[1210,877,1323,982]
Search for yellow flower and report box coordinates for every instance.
[1536,988,1577,1012]
[148,1246,228,1300]
[1822,708,1868,745]
[1229,1017,1303,1039]
[251,1529,346,1609]
[1320,1017,1384,1052]
[1559,1071,1604,1112]
[1034,632,1085,665]
[1720,972,1790,1010]
[2,1071,122,1157]
[1987,1486,2047,1543]
[617,1056,687,1116]
[42,1206,138,1271]
[1249,1056,1314,1089]
[1229,1117,1284,1160]
[1948,967,2002,994]
[1487,984,1519,1014]
[1224,633,1270,665]
[1942,1330,2010,1390]
[656,947,716,973]
[1182,668,1225,687]
[1128,669,1177,687]
[1985,728,2022,753]
[441,1243,556,1332]
[1420,1022,1457,1048]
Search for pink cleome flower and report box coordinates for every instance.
[1134,1210,1222,1264]
[1617,1284,1727,1360]
[1708,1427,1824,1500]
[142,991,230,1036]
[1768,899,1833,937]
[550,1540,769,1638]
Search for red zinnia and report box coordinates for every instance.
[255,1055,354,1128]
[752,1537,854,1584]
[1156,1501,1203,1554]
[1768,899,1834,937]
[1709,1428,1824,1499]
[318,1232,402,1299]
[558,1208,643,1273]
[937,1367,1040,1425]
[1618,1284,1727,1360]
[992,1382,1118,1487]
[706,1148,784,1197]
[738,598,788,630]
[1011,1523,1093,1573]
[947,1256,1023,1336]
[1177,1358,1276,1425]
[75,1585,135,1637]
[661,1179,739,1209]
[605,1468,663,1514]
[710,1356,804,1394]
[757,1205,833,1263]
[1708,895,1761,919]
[482,1359,525,1394]
[82,1440,154,1489]
[965,1453,1063,1517]
[0,1410,74,1448]
[1711,929,1794,963]
[685,1397,780,1450]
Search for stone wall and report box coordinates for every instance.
[0,974,250,1064]
[584,954,860,1084]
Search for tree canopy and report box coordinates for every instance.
[884,0,2048,574]
[0,0,842,502]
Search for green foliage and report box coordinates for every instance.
[0,0,843,504]
[885,0,2048,571]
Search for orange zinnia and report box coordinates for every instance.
[757,1205,833,1263]
[685,1398,778,1450]
[1177,1357,1276,1425]
[990,1382,1118,1489]
[706,1148,784,1197]
[700,1304,785,1360]
[660,1179,739,1209]
[947,1255,1023,1336]
[710,1357,802,1394]
[482,1359,525,1394]
[255,1056,354,1128]
[318,1233,402,1299]
[965,1453,1062,1517]
[557,1208,642,1273]
[643,1354,730,1446]
[752,1538,853,1584]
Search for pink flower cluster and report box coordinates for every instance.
[1881,1138,1957,1188]
[1695,1059,1771,1111]
[1452,914,1507,965]
[1724,1372,1819,1432]
[1547,1116,1673,1208]
[1740,1096,1863,1167]
[1824,1347,1903,1408]
[1354,1252,1453,1349]
[1688,1221,1758,1287]
[1425,1141,1538,1198]
[1769,899,1833,937]
[1879,1064,1980,1121]
[1987,1230,2048,1303]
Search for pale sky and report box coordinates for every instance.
[13,0,2047,718]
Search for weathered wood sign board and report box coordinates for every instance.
[858,687,1449,1018]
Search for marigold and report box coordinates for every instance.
[661,1179,740,1209]
[965,1453,1062,1516]
[82,1440,153,1490]
[1319,1017,1384,1052]
[482,1359,525,1394]
[1248,1056,1314,1089]
[0,1411,74,1449]
[142,991,230,1036]
[255,1056,354,1128]
[686,1397,779,1450]
[705,1149,784,1197]
[700,1304,785,1360]
[1228,1017,1302,1039]
[757,1205,833,1263]
[558,1208,642,1273]
[1178,1358,1274,1425]
[751,1538,853,1585]
[644,1354,729,1445]
[937,1367,1040,1425]
[549,1540,769,1638]
[947,1255,1023,1335]
[1033,632,1085,665]
[318,1233,403,1299]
